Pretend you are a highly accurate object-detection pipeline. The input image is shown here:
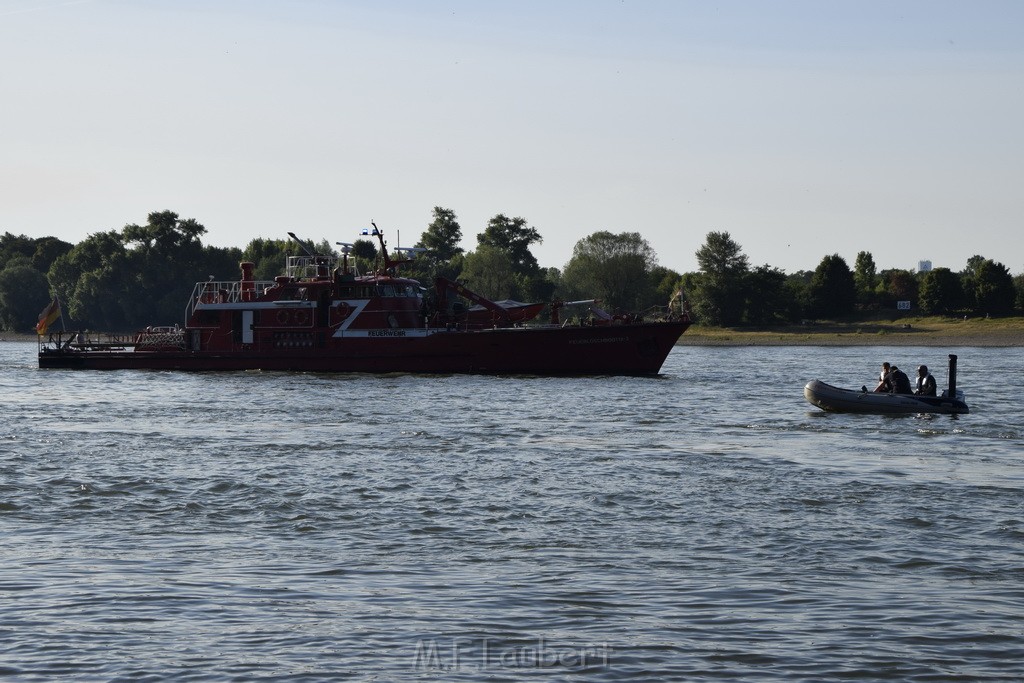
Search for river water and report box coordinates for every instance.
[1,342,1022,681]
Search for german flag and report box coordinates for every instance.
[35,297,63,335]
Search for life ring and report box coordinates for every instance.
[276,310,289,325]
[293,310,309,326]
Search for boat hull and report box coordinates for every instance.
[39,322,689,375]
[804,380,969,415]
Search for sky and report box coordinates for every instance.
[2,0,1023,276]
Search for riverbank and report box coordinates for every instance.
[679,316,1024,346]
[0,333,43,343]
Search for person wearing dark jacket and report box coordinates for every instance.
[889,365,913,394]
[915,365,937,396]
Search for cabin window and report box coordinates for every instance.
[379,285,396,297]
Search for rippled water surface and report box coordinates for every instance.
[2,342,1023,681]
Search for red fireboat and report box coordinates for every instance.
[38,228,691,374]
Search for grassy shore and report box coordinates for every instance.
[679,315,1024,346]
[5,315,1024,346]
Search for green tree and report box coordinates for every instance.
[874,268,917,308]
[560,231,658,311]
[0,232,37,266]
[808,254,856,318]
[887,269,918,307]
[418,207,464,263]
[301,239,338,260]
[971,259,1015,315]
[542,266,563,299]
[47,230,131,329]
[400,207,464,283]
[0,256,51,331]
[122,211,210,325]
[679,271,702,300]
[853,251,877,305]
[31,236,74,274]
[691,231,749,326]
[963,255,987,275]
[476,214,542,276]
[515,271,556,303]
[123,211,206,256]
[959,255,986,310]
[0,233,73,274]
[460,244,516,300]
[202,245,245,280]
[743,265,791,325]
[242,238,292,281]
[649,265,683,310]
[431,253,464,283]
[918,267,963,314]
[351,239,379,274]
[46,213,232,330]
[784,271,813,321]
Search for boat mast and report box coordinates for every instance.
[369,222,412,274]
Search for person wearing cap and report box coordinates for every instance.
[915,365,937,396]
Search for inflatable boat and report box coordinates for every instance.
[804,354,969,415]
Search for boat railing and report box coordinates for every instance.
[185,279,277,320]
[38,328,190,353]
[642,304,680,322]
[286,254,338,280]
[135,328,186,349]
[39,331,137,352]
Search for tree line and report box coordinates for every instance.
[682,231,1023,326]
[1,209,1022,332]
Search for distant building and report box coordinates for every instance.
[917,260,932,273]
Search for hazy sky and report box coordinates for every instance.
[3,0,1022,275]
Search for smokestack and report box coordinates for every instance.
[240,261,255,302]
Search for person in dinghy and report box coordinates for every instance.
[867,362,912,394]
[915,365,937,396]
[872,362,892,392]
[887,365,913,394]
